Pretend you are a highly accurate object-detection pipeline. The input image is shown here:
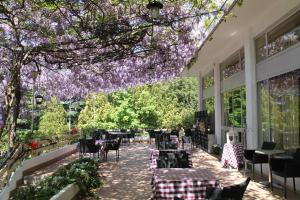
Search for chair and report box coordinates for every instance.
[104,137,122,161]
[148,130,156,144]
[170,130,179,137]
[157,140,177,150]
[244,141,276,179]
[270,148,300,198]
[157,151,190,168]
[78,139,100,158]
[206,177,251,200]
[127,130,136,143]
[182,136,191,149]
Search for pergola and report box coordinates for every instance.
[0,0,233,147]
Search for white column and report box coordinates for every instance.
[244,30,258,149]
[214,64,222,145]
[197,72,203,111]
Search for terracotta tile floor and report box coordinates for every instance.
[85,143,300,200]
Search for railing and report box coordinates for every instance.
[0,139,73,193]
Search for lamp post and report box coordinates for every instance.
[30,71,43,136]
[147,1,163,19]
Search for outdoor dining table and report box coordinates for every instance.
[149,149,192,170]
[151,168,220,200]
[254,149,285,187]
[221,143,244,169]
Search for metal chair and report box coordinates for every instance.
[104,137,122,161]
[78,139,100,158]
[270,148,300,198]
[244,141,276,179]
[206,177,251,200]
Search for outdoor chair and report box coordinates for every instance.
[127,130,136,143]
[184,129,193,137]
[157,151,190,168]
[170,130,179,137]
[157,141,177,150]
[148,130,156,144]
[270,148,300,198]
[244,141,276,179]
[206,177,251,200]
[182,136,192,149]
[78,139,100,158]
[104,137,122,161]
[93,130,102,140]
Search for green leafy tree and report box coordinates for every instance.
[132,85,160,129]
[78,93,116,131]
[38,97,68,139]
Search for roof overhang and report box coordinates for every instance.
[181,0,300,77]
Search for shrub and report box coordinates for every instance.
[10,158,101,200]
[38,97,68,139]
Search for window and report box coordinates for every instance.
[203,71,214,89]
[221,49,245,80]
[222,86,246,128]
[255,11,300,63]
[258,69,300,149]
[203,97,214,114]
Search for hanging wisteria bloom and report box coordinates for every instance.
[0,0,236,138]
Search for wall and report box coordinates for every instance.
[0,144,77,200]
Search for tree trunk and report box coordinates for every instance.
[0,65,21,150]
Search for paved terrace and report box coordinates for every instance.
[23,143,300,199]
[84,143,300,200]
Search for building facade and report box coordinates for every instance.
[185,0,300,150]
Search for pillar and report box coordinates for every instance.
[214,64,222,145]
[244,30,258,149]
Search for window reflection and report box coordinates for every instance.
[203,72,214,89]
[221,49,245,80]
[255,11,300,63]
[222,86,246,128]
[258,69,300,149]
[203,97,214,114]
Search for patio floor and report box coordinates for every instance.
[85,143,300,200]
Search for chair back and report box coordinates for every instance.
[221,177,251,200]
[182,136,191,143]
[116,137,122,148]
[184,129,192,137]
[293,148,300,165]
[79,139,98,153]
[148,130,156,139]
[93,130,102,140]
[171,130,179,137]
[261,141,276,150]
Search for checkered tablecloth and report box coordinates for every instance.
[151,168,220,200]
[149,150,192,170]
[221,143,244,169]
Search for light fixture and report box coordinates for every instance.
[35,94,43,105]
[30,70,40,80]
[147,1,163,19]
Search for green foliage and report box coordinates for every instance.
[78,93,117,131]
[10,158,101,200]
[38,97,68,139]
[78,77,198,130]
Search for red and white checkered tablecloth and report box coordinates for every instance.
[221,143,244,169]
[149,149,192,170]
[151,168,220,200]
